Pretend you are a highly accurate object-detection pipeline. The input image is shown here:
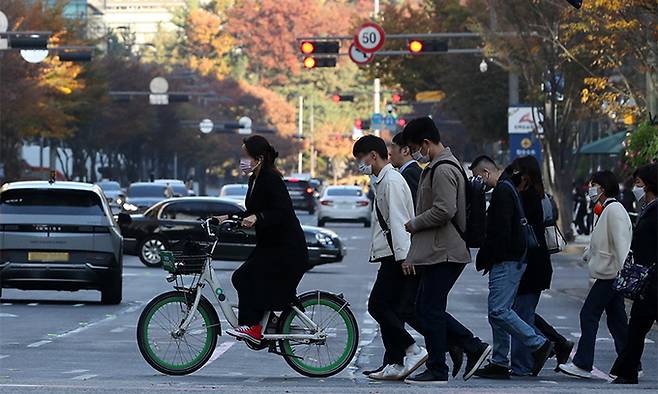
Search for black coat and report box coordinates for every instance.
[401,161,422,208]
[476,175,525,272]
[632,200,657,294]
[517,189,553,294]
[235,168,308,310]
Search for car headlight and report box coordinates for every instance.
[315,232,335,247]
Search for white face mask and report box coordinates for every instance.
[412,144,430,164]
[588,186,601,201]
[358,160,373,175]
[632,185,646,203]
[240,158,257,175]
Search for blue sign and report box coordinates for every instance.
[509,132,542,163]
[384,115,396,126]
[371,113,383,126]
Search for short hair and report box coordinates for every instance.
[391,132,407,147]
[402,116,441,145]
[634,163,658,195]
[469,155,499,171]
[591,170,620,199]
[352,135,388,160]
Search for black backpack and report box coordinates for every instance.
[429,160,486,248]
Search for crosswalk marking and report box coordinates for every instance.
[71,374,97,380]
[63,369,88,374]
[27,340,51,348]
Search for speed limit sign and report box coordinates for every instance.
[354,22,385,53]
[348,43,373,66]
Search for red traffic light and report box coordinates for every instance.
[392,94,401,103]
[354,119,363,129]
[408,40,424,53]
[397,118,406,127]
[332,95,341,103]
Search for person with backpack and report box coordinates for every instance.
[558,170,632,379]
[504,156,574,376]
[610,163,657,384]
[470,156,554,379]
[401,117,491,384]
[352,135,428,381]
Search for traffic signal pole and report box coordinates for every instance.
[298,96,304,174]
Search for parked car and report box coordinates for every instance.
[119,197,345,268]
[153,179,194,196]
[219,184,249,206]
[317,186,371,227]
[284,178,316,214]
[95,180,125,204]
[0,181,131,304]
[124,182,188,213]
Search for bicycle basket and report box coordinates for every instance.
[159,240,210,275]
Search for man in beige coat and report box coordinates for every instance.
[401,117,491,384]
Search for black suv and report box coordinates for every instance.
[284,178,316,214]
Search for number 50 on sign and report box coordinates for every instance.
[354,22,385,53]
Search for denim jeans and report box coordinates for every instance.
[572,279,628,371]
[511,292,545,375]
[488,261,546,367]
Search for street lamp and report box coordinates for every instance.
[20,49,48,63]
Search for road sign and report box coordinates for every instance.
[384,115,396,127]
[0,11,8,32]
[238,116,252,135]
[149,77,169,94]
[354,22,385,53]
[348,43,373,66]
[371,113,383,126]
[199,118,213,134]
[149,94,168,105]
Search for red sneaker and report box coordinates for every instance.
[226,324,263,344]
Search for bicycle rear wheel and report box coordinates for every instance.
[137,291,219,375]
[278,291,358,378]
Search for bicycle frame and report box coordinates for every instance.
[175,219,323,343]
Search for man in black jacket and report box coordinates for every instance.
[390,132,422,208]
[470,156,553,379]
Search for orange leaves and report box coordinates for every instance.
[180,8,234,79]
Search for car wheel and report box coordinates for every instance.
[139,236,167,267]
[317,218,326,227]
[364,219,371,228]
[308,207,316,215]
[101,270,122,305]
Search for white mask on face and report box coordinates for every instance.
[412,143,430,164]
[358,160,373,175]
[240,158,256,175]
[588,186,601,201]
[632,185,646,203]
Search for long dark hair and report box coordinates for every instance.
[509,156,545,197]
[243,135,281,176]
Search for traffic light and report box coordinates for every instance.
[354,119,363,129]
[565,0,583,9]
[407,39,448,54]
[332,94,354,103]
[391,94,401,104]
[397,118,406,127]
[302,56,337,69]
[299,40,340,54]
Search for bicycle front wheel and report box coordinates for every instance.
[278,291,359,378]
[137,291,219,375]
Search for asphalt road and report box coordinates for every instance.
[0,213,656,393]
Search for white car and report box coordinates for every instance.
[219,184,249,206]
[317,186,371,227]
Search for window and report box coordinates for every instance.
[128,184,166,197]
[160,201,207,221]
[207,201,243,217]
[326,188,363,197]
[0,189,105,216]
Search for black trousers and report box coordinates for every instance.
[610,283,657,379]
[416,262,485,379]
[535,313,569,345]
[232,262,264,326]
[368,258,417,365]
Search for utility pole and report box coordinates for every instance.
[297,96,304,174]
[373,78,381,136]
[310,97,316,177]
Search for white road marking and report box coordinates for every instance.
[361,328,375,334]
[71,374,97,380]
[1,303,12,306]
[72,304,84,307]
[539,380,558,384]
[27,303,38,307]
[555,315,567,320]
[0,355,9,360]
[243,377,263,383]
[63,369,88,374]
[645,338,655,344]
[0,313,17,318]
[199,341,235,370]
[122,273,138,277]
[27,340,51,348]
[110,327,126,333]
[570,332,581,338]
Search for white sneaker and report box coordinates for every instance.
[369,364,406,380]
[403,346,429,378]
[559,362,593,379]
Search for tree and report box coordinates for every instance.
[626,120,658,168]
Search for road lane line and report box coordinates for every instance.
[555,315,567,320]
[0,355,8,360]
[63,369,88,374]
[0,313,17,318]
[27,303,38,307]
[199,341,235,370]
[1,303,12,306]
[27,340,51,348]
[72,304,84,307]
[110,327,126,333]
[71,374,97,380]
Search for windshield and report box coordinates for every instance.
[326,188,363,197]
[0,189,105,216]
[128,185,165,197]
[97,182,121,191]
[222,186,248,196]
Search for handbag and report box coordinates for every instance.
[544,224,566,254]
[613,251,656,300]
[502,181,540,253]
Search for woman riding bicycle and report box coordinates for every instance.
[220,135,309,344]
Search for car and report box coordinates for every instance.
[124,182,189,213]
[95,180,124,203]
[153,179,194,196]
[317,186,371,227]
[119,197,345,268]
[0,181,132,304]
[219,184,249,205]
[284,178,316,214]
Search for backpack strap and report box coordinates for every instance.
[428,159,468,240]
[374,199,395,257]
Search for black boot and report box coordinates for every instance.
[449,346,464,378]
[553,340,574,372]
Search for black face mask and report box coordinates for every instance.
[510,171,524,188]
